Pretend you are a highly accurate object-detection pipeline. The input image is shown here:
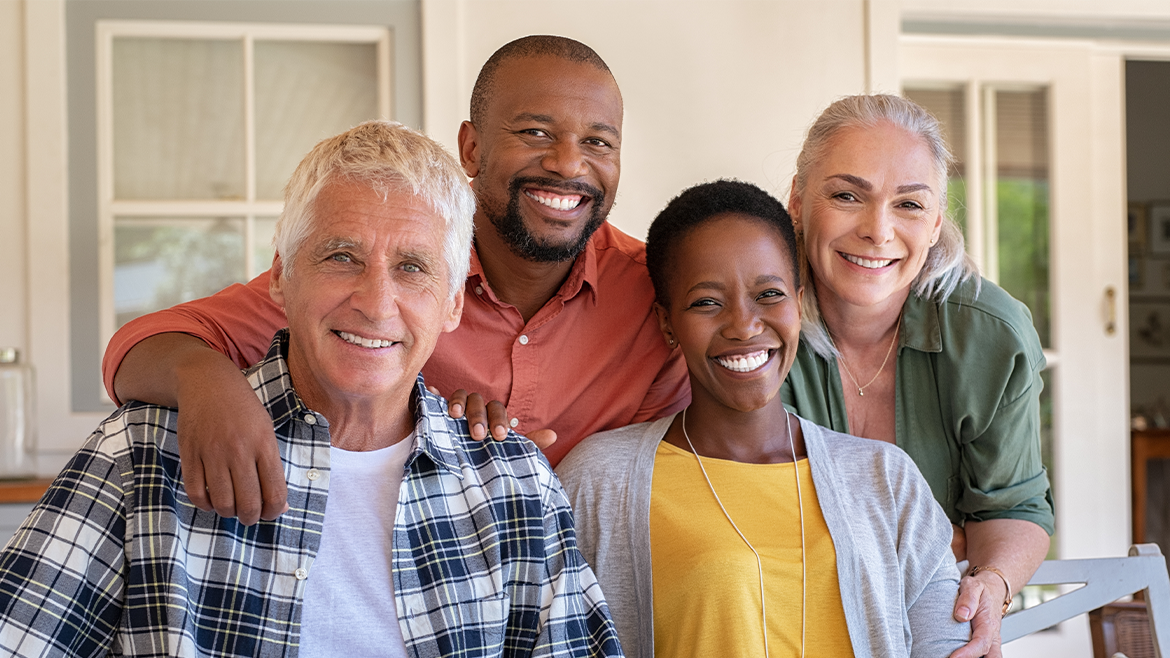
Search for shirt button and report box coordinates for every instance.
[306,469,321,481]
[509,418,519,428]
[294,568,308,580]
[304,414,317,425]
[518,335,529,345]
[475,285,483,295]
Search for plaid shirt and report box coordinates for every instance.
[0,331,622,658]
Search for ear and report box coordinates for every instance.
[930,209,944,246]
[654,302,676,348]
[787,176,802,233]
[795,286,805,321]
[440,288,465,335]
[269,252,287,309]
[457,121,481,179]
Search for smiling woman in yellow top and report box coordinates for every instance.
[557,180,969,658]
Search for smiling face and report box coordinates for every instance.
[270,180,463,412]
[459,55,622,262]
[656,213,803,414]
[789,121,944,314]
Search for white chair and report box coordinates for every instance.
[1001,543,1170,657]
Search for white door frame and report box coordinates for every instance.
[901,34,1130,657]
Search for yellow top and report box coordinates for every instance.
[649,440,854,658]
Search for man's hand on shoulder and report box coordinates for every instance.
[170,341,288,525]
[438,388,557,450]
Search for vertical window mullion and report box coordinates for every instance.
[962,79,985,274]
[244,32,257,278]
[982,85,1000,284]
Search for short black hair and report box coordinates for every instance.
[646,179,799,307]
[470,35,612,127]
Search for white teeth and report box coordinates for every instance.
[714,350,770,373]
[337,331,393,349]
[525,191,582,211]
[843,253,894,269]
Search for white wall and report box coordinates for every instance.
[422,0,881,241]
[0,0,27,354]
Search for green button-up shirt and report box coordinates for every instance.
[781,276,1055,534]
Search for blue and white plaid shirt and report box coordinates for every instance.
[0,330,622,657]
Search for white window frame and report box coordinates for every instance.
[94,20,392,360]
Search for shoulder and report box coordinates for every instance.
[935,277,1042,359]
[590,222,649,268]
[91,401,179,458]
[557,419,665,483]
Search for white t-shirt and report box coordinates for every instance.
[298,433,414,657]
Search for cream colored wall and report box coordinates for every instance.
[422,0,880,241]
[0,0,26,354]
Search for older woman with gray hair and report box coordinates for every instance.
[781,94,1053,658]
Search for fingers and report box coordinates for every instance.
[464,393,490,441]
[949,581,1001,658]
[257,444,290,521]
[180,448,213,512]
[486,400,509,441]
[447,389,468,419]
[953,576,983,622]
[527,429,558,450]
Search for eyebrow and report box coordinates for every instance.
[827,174,933,195]
[685,274,789,295]
[512,113,621,139]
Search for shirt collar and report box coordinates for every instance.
[245,329,465,479]
[466,239,600,305]
[900,292,942,354]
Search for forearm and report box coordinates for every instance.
[963,518,1050,598]
[113,333,243,408]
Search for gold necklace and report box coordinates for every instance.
[680,408,806,658]
[832,314,902,397]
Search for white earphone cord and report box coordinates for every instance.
[682,408,805,658]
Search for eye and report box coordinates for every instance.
[583,137,611,148]
[687,298,719,310]
[898,199,925,211]
[832,191,858,202]
[402,263,422,273]
[758,289,786,302]
[518,128,549,138]
[328,253,353,264]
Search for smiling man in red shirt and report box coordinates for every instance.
[103,36,689,523]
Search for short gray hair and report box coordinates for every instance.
[273,120,475,298]
[791,94,979,357]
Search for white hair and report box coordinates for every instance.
[791,94,979,357]
[273,120,475,298]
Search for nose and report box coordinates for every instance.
[540,139,588,179]
[722,299,764,342]
[858,204,895,245]
[350,267,400,323]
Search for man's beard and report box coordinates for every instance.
[485,176,608,263]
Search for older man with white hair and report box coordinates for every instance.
[0,121,622,658]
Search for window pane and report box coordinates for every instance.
[253,216,278,278]
[254,41,379,200]
[905,87,968,238]
[114,218,246,327]
[112,38,245,200]
[995,89,1051,348]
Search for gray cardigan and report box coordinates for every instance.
[556,414,970,658]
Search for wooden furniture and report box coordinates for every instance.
[0,479,51,505]
[1002,543,1170,657]
[1091,601,1156,658]
[1133,429,1170,546]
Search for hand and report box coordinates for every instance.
[441,388,557,450]
[949,570,1007,658]
[176,352,288,525]
[951,523,968,561]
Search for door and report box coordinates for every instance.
[901,36,1129,657]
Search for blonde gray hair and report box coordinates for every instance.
[791,94,979,357]
[274,120,475,298]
